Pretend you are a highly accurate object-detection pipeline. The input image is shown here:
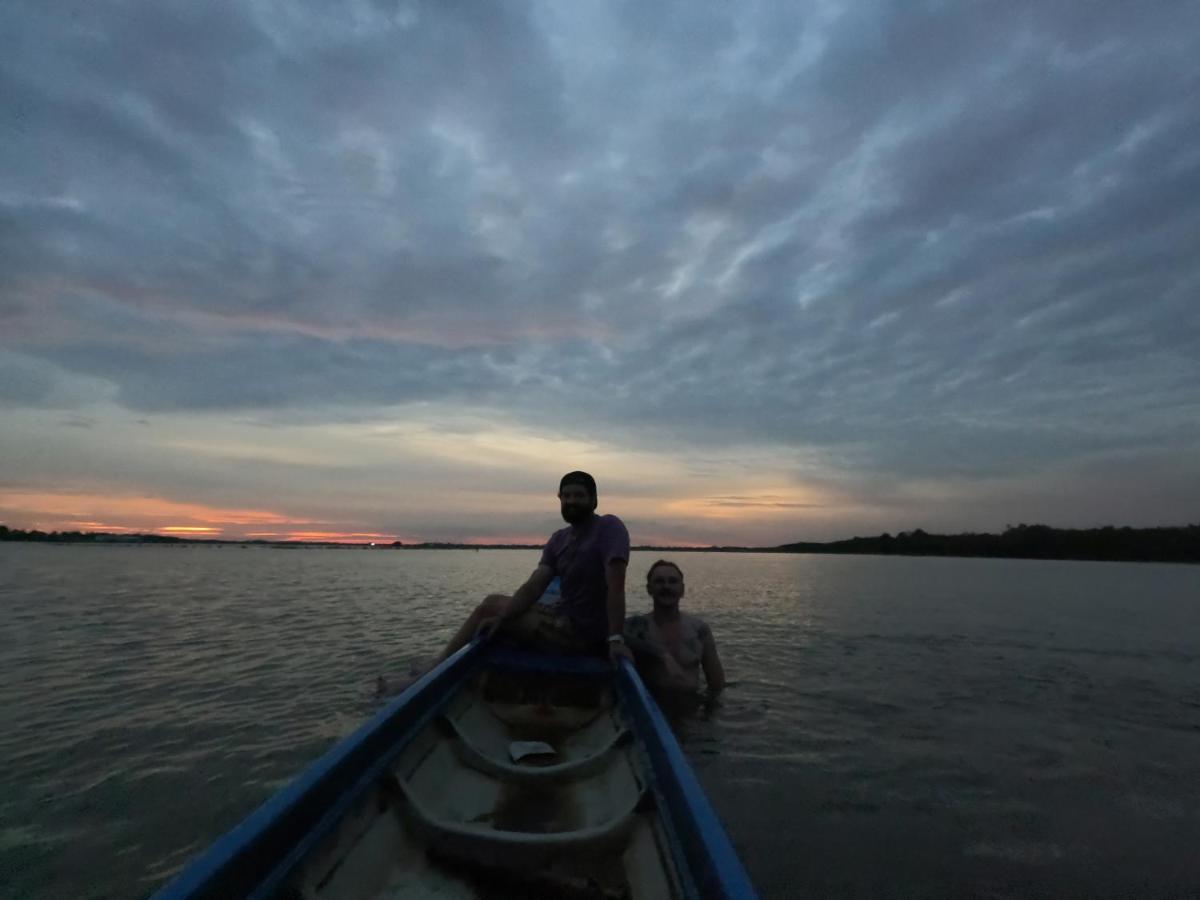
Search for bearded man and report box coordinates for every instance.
[431,471,633,667]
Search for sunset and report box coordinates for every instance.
[3,2,1198,546]
[3,4,1199,898]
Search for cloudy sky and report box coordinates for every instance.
[2,1,1198,545]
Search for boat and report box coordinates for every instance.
[152,641,758,899]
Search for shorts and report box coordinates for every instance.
[504,602,593,653]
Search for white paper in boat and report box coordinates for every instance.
[509,740,557,762]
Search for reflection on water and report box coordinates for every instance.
[1,545,1198,898]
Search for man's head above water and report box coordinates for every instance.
[646,560,685,609]
[558,470,598,525]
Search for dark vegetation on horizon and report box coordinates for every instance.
[3,523,1198,563]
[1,525,189,544]
[0,526,364,548]
[777,523,1200,564]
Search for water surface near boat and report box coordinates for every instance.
[2,545,1198,897]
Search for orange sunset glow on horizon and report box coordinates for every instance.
[3,0,1200,557]
[5,9,1200,895]
[0,477,850,546]
[0,489,315,540]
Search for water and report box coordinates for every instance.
[1,545,1198,899]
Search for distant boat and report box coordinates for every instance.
[152,642,757,899]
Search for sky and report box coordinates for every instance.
[2,1,1199,546]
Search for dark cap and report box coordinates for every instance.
[559,470,597,498]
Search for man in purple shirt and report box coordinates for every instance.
[433,471,634,666]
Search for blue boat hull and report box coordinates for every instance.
[152,642,757,899]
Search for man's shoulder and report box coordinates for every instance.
[544,524,573,546]
[683,613,712,636]
[596,514,629,535]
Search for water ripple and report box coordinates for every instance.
[2,546,1198,898]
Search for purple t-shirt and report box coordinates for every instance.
[538,513,630,645]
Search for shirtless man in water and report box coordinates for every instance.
[624,560,725,695]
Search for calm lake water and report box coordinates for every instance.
[1,544,1198,899]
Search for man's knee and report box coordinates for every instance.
[478,594,508,617]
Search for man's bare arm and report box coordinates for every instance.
[502,564,555,619]
[605,558,628,637]
[432,564,555,663]
[700,626,726,693]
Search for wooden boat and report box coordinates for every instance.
[153,641,757,899]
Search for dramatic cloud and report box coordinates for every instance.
[2,0,1198,542]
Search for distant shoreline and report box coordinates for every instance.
[2,523,1197,564]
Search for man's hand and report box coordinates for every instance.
[608,640,634,667]
[474,615,502,641]
[473,593,510,641]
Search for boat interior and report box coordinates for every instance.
[283,666,686,899]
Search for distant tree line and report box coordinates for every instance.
[0,525,184,543]
[0,526,401,548]
[4,522,1198,563]
[776,523,1200,564]
[405,542,536,549]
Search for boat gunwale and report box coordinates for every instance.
[152,641,759,900]
[615,658,759,900]
[150,641,486,900]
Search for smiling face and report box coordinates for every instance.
[558,483,596,524]
[646,562,685,609]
